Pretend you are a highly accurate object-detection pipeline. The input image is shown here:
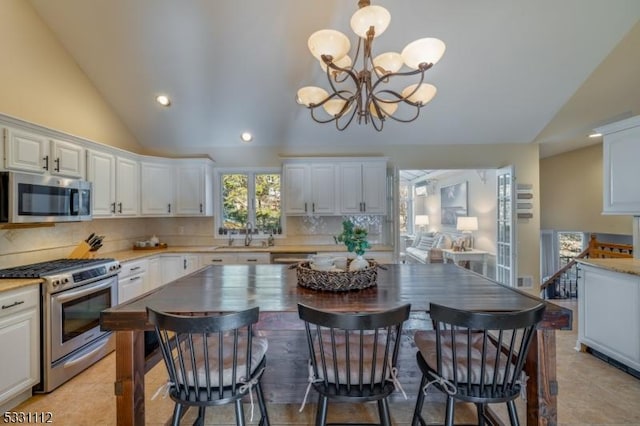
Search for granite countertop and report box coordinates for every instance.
[576,258,640,276]
[0,277,44,293]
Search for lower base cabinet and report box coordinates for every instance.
[0,285,40,411]
[161,254,201,285]
[118,259,148,304]
[578,264,640,371]
[201,252,270,266]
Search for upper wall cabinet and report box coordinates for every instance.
[3,127,84,178]
[283,162,337,215]
[597,116,640,215]
[87,149,140,217]
[140,158,214,217]
[339,160,387,215]
[175,160,213,216]
[141,160,175,216]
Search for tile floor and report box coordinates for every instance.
[13,300,640,425]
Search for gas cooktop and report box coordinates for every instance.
[0,258,116,278]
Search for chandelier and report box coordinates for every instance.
[296,0,446,131]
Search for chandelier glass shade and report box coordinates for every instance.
[297,0,445,131]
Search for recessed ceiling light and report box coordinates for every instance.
[588,132,602,138]
[240,132,253,142]
[156,95,171,107]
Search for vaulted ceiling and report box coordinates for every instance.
[30,0,640,159]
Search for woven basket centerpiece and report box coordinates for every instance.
[294,259,378,292]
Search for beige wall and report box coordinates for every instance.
[0,0,143,153]
[540,143,633,235]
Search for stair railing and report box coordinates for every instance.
[540,234,633,300]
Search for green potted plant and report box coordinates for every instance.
[335,220,371,271]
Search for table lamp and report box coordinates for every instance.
[456,216,478,249]
[415,215,429,233]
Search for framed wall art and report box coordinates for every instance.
[440,181,468,225]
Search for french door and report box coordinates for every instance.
[496,166,516,286]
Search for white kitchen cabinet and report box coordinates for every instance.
[141,160,175,215]
[201,253,239,266]
[87,149,139,217]
[283,162,337,215]
[141,158,213,217]
[118,258,148,303]
[578,263,640,372]
[339,160,387,215]
[200,252,270,265]
[146,256,162,292]
[176,160,213,216]
[0,285,40,411]
[597,115,640,214]
[161,253,202,285]
[3,126,48,173]
[3,127,85,178]
[50,138,85,178]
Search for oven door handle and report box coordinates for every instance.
[53,277,115,304]
[61,337,111,370]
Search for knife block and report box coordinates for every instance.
[68,241,95,259]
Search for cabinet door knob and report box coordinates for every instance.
[200,203,203,213]
[168,204,171,213]
[111,202,116,214]
[118,202,123,213]
[54,157,60,172]
[43,155,49,170]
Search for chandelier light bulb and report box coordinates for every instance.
[323,99,350,116]
[308,29,351,61]
[350,5,391,38]
[369,100,398,118]
[373,52,403,75]
[297,86,329,106]
[401,38,446,69]
[401,83,437,104]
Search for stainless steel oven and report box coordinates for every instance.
[0,258,121,392]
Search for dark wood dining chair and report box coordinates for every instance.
[147,306,270,426]
[412,302,546,426]
[298,303,411,426]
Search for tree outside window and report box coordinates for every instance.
[221,172,281,232]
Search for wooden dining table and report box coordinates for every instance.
[100,263,571,426]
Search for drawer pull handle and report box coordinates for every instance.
[2,300,25,310]
[130,266,141,271]
[211,259,223,262]
[247,259,258,262]
[129,276,141,281]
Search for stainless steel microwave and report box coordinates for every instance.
[0,172,92,223]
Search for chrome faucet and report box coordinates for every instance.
[244,222,253,246]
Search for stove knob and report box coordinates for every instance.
[64,278,69,283]
[52,279,60,287]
